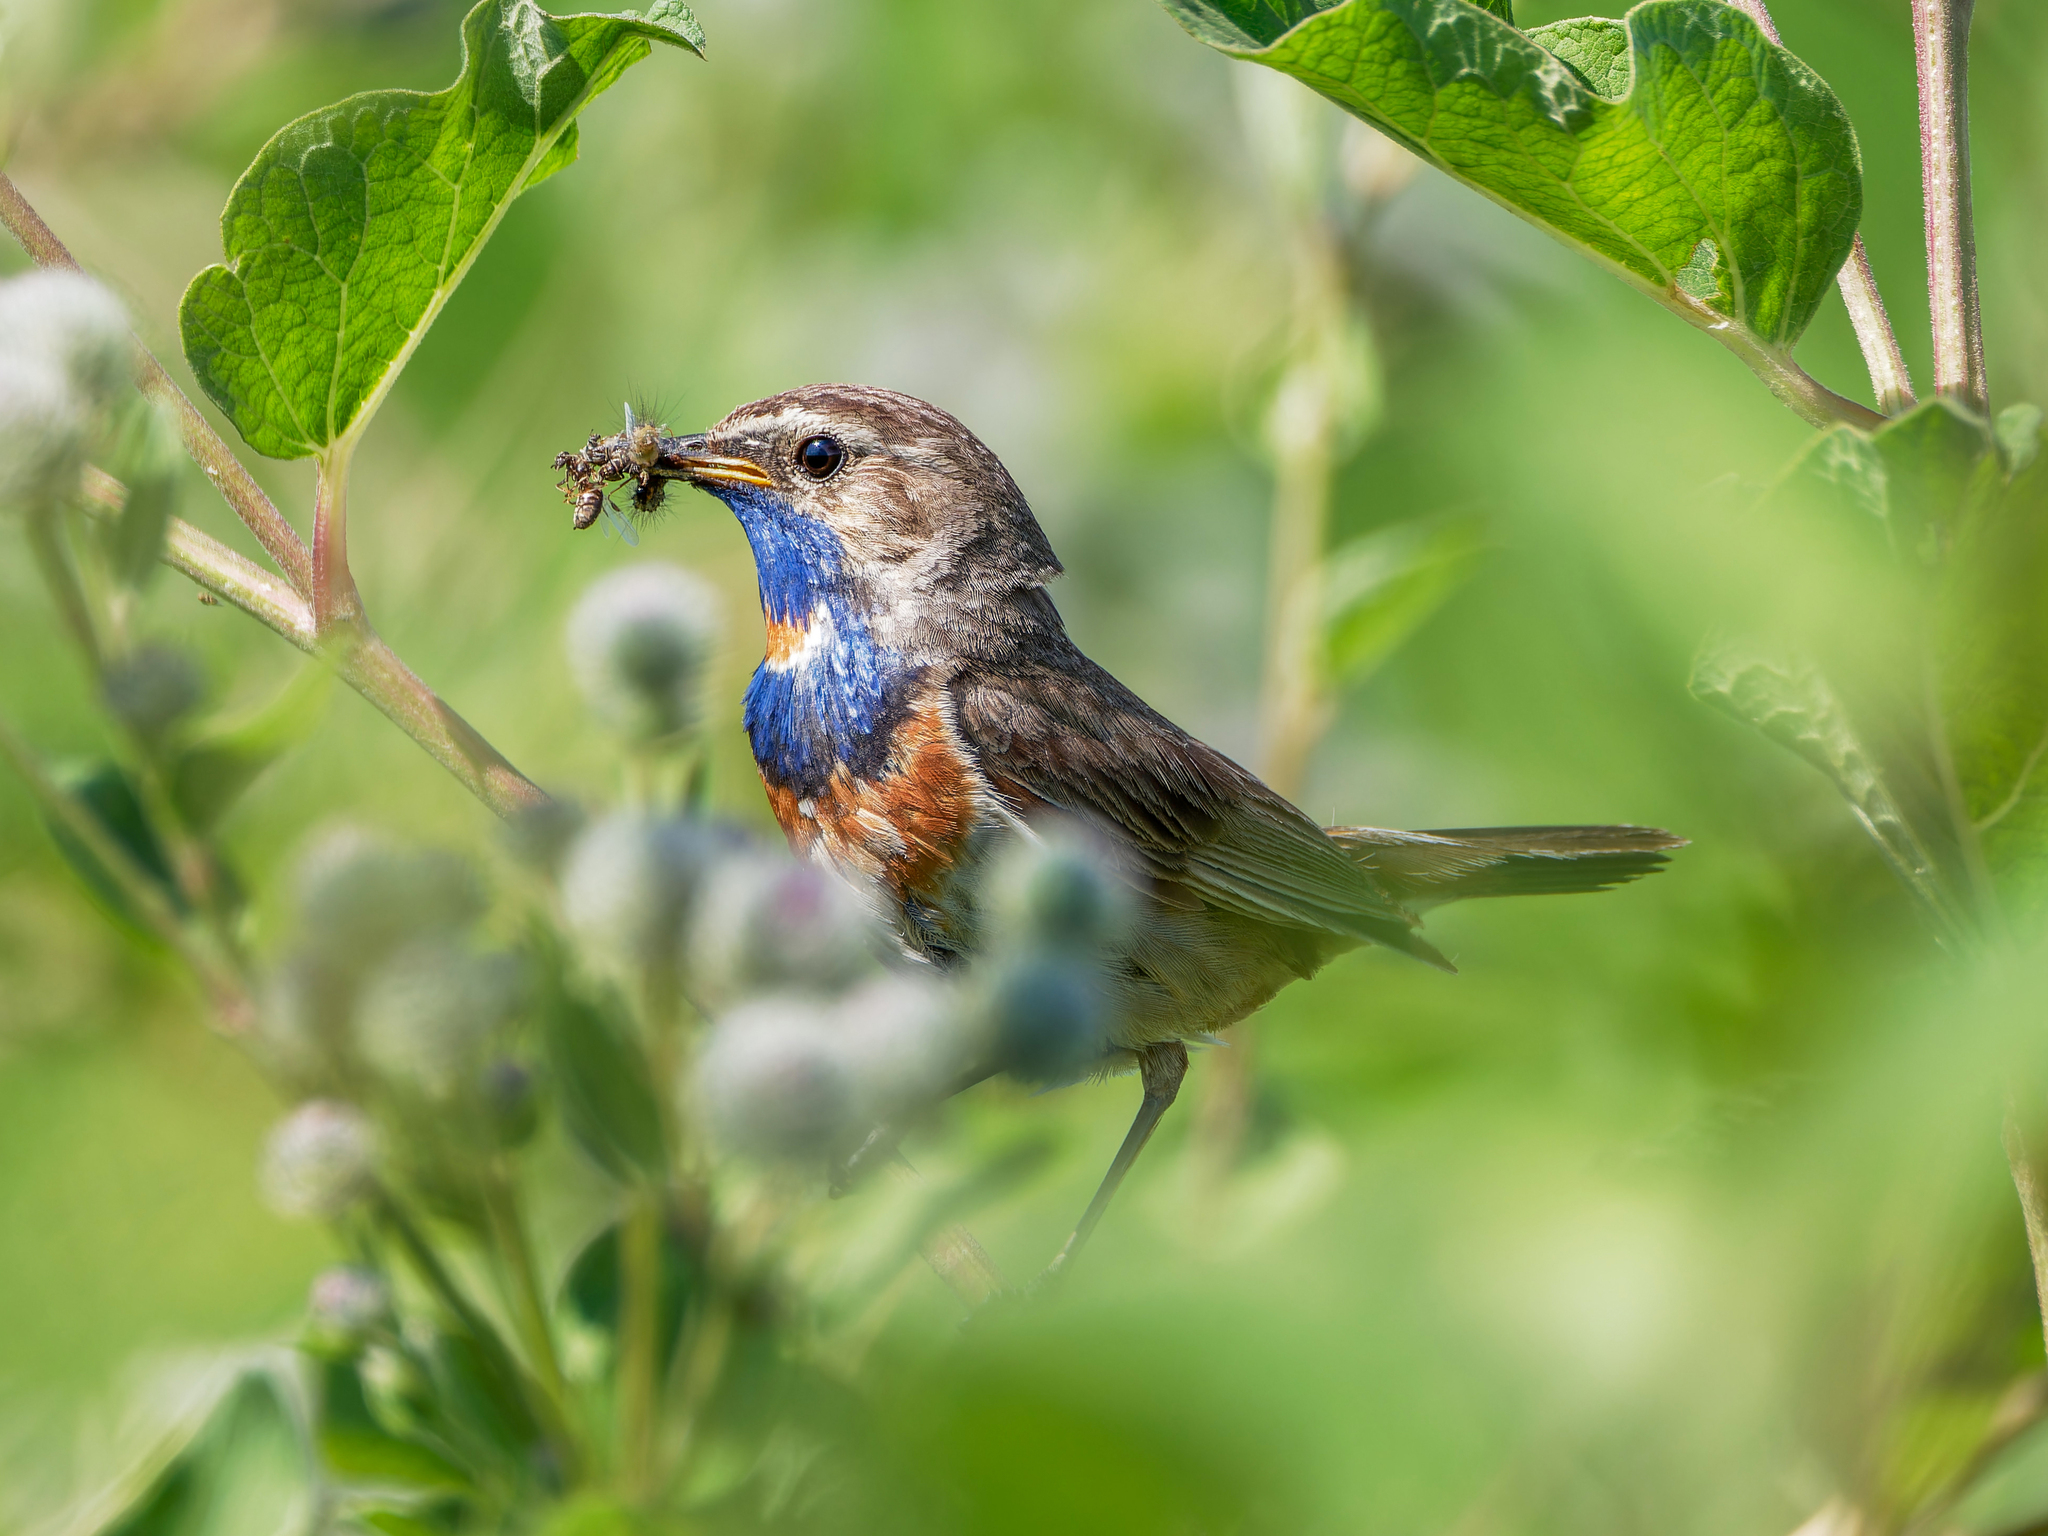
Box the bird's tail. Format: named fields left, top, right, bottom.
left=1329, top=824, right=1685, bottom=910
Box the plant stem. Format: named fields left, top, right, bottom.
left=313, top=452, right=363, bottom=633
left=616, top=1190, right=664, bottom=1501
left=1675, top=293, right=1889, bottom=430
left=1913, top=0, right=1987, bottom=415
left=0, top=171, right=314, bottom=596
left=1837, top=239, right=1919, bottom=417
left=24, top=506, right=105, bottom=675
left=2006, top=1112, right=2048, bottom=1360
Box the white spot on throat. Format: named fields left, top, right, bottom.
left=766, top=601, right=833, bottom=672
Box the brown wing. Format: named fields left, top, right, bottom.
left=1330, top=824, right=1684, bottom=909
left=951, top=656, right=1451, bottom=969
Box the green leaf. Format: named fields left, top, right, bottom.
left=1159, top=0, right=1861, bottom=350
left=46, top=761, right=184, bottom=938
left=313, top=1358, right=472, bottom=1492
left=1322, top=516, right=1480, bottom=685
left=1690, top=640, right=1968, bottom=937
left=95, top=1370, right=313, bottom=1536
left=1940, top=451, right=2048, bottom=914
left=532, top=934, right=667, bottom=1180
left=179, top=0, right=702, bottom=460
left=169, top=662, right=332, bottom=832
left=561, top=1213, right=698, bottom=1373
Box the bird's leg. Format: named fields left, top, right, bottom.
left=1039, top=1041, right=1189, bottom=1283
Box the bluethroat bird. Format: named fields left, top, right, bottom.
left=557, top=384, right=1681, bottom=1271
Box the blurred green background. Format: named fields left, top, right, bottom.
left=3, top=0, right=2048, bottom=1529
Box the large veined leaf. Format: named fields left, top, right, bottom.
left=180, top=0, right=701, bottom=460
left=1160, top=0, right=1860, bottom=353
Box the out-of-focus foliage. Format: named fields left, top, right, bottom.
left=5, top=0, right=2048, bottom=1533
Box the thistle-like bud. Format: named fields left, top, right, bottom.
left=478, top=1059, right=540, bottom=1149
left=293, top=828, right=484, bottom=974
left=983, top=827, right=1133, bottom=954
left=561, top=813, right=713, bottom=971
left=984, top=954, right=1111, bottom=1084
left=101, top=643, right=204, bottom=742
left=687, top=851, right=879, bottom=1005
left=353, top=941, right=521, bottom=1099
left=698, top=997, right=857, bottom=1160
left=0, top=270, right=131, bottom=407
left=305, top=1265, right=393, bottom=1354
left=566, top=563, right=721, bottom=742
left=261, top=1100, right=378, bottom=1219
left=836, top=973, right=975, bottom=1114
left=0, top=353, right=86, bottom=509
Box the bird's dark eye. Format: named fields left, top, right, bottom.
left=797, top=435, right=845, bottom=481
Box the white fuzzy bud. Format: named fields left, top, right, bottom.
left=261, top=1100, right=378, bottom=1219
left=0, top=270, right=131, bottom=406
left=294, top=828, right=484, bottom=974
left=698, top=996, right=858, bottom=1160
left=561, top=813, right=713, bottom=970
left=354, top=941, right=520, bottom=1098
left=308, top=1265, right=392, bottom=1341
left=835, top=973, right=977, bottom=1114
left=0, top=352, right=85, bottom=508
left=687, top=851, right=879, bottom=1005
left=567, top=563, right=721, bottom=741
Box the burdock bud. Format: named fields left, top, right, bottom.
left=261, top=1100, right=378, bottom=1219
left=354, top=941, right=520, bottom=1098
left=0, top=270, right=131, bottom=407
left=567, top=563, right=721, bottom=741
left=985, top=954, right=1111, bottom=1083
left=0, top=353, right=86, bottom=508
left=101, top=643, right=204, bottom=741
left=294, top=828, right=484, bottom=972
left=478, top=1059, right=540, bottom=1149
left=687, top=852, right=879, bottom=1004
left=561, top=813, right=712, bottom=970
left=984, top=829, right=1133, bottom=954
left=837, top=973, right=974, bottom=1114
left=698, top=997, right=857, bottom=1160
left=305, top=1266, right=392, bottom=1353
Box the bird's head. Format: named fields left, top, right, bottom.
left=617, top=385, right=1063, bottom=623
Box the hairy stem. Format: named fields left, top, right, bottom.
left=616, top=1190, right=664, bottom=1500
left=0, top=171, right=314, bottom=595
left=1677, top=295, right=1888, bottom=430
left=2007, top=1112, right=2048, bottom=1361
left=1913, top=0, right=1987, bottom=414
left=24, top=506, right=105, bottom=675
left=481, top=1161, right=570, bottom=1410
left=1838, top=238, right=1919, bottom=417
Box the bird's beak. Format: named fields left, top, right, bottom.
left=656, top=433, right=775, bottom=489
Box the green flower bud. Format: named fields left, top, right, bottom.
left=984, top=829, right=1133, bottom=954
left=984, top=954, right=1110, bottom=1084
left=261, top=1100, right=378, bottom=1219
left=567, top=563, right=721, bottom=741
left=836, top=973, right=975, bottom=1114
left=0, top=353, right=85, bottom=509
left=101, top=643, right=204, bottom=741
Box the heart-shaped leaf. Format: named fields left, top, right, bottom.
left=1160, top=0, right=1860, bottom=353
left=180, top=0, right=701, bottom=461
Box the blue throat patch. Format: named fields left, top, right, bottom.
left=715, top=485, right=913, bottom=795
